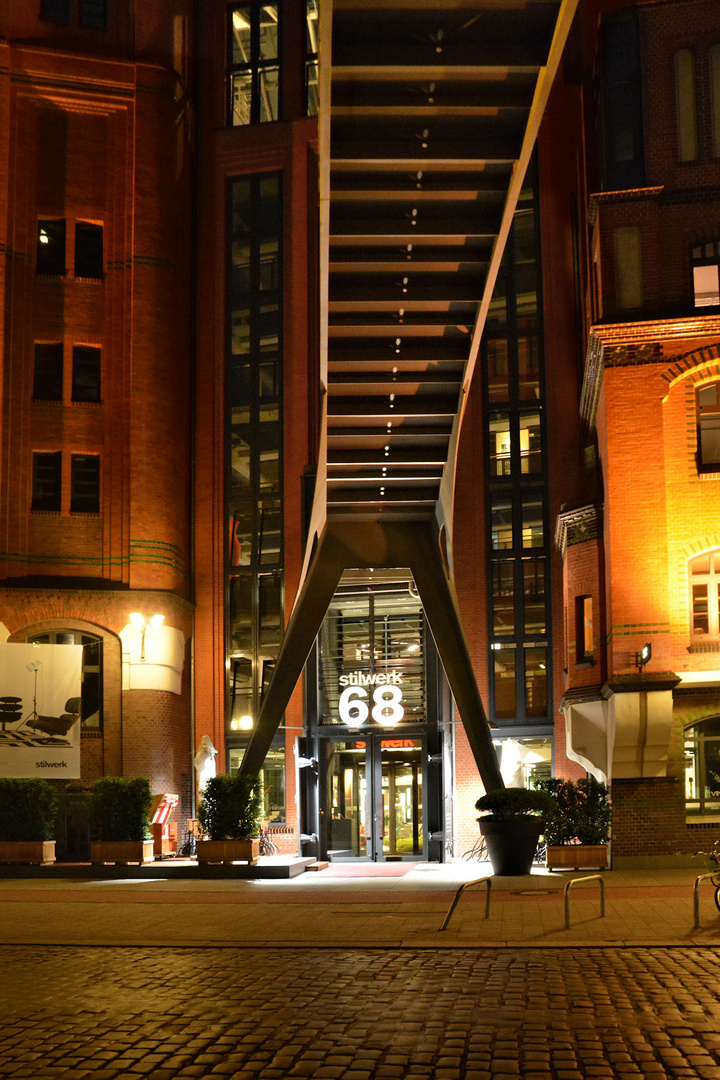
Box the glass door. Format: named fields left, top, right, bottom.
left=323, top=736, right=424, bottom=861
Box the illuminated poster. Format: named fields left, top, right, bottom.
left=0, top=643, right=83, bottom=778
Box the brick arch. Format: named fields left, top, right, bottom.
left=661, top=343, right=720, bottom=399
left=9, top=617, right=122, bottom=777
left=680, top=537, right=720, bottom=562
left=679, top=706, right=720, bottom=731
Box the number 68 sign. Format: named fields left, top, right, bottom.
left=338, top=684, right=404, bottom=727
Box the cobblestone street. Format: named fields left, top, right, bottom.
left=2, top=946, right=720, bottom=1079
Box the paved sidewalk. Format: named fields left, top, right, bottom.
left=0, top=860, right=719, bottom=948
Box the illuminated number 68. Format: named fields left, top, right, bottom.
left=338, top=686, right=369, bottom=726
left=371, top=684, right=404, bottom=725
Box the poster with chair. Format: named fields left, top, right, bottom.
left=0, top=643, right=82, bottom=777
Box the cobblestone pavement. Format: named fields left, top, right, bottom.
left=3, top=946, right=720, bottom=1079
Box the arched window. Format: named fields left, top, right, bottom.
left=675, top=48, right=698, bottom=162
left=28, top=630, right=102, bottom=730
left=696, top=383, right=720, bottom=471
left=685, top=718, right=720, bottom=815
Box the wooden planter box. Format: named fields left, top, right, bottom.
left=196, top=839, right=260, bottom=865
left=91, top=840, right=155, bottom=865
left=0, top=840, right=56, bottom=866
left=546, top=844, right=609, bottom=870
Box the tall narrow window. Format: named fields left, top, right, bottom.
left=712, top=46, right=720, bottom=159
left=306, top=0, right=319, bottom=117
left=227, top=174, right=283, bottom=739
left=37, top=219, right=66, bottom=276
left=74, top=223, right=103, bottom=279
left=72, top=346, right=101, bottom=402
left=599, top=10, right=645, bottom=189
left=70, top=454, right=100, bottom=513
left=697, top=383, right=720, bottom=471
left=33, top=343, right=63, bottom=401
left=615, top=226, right=643, bottom=310
left=229, top=4, right=280, bottom=126
left=32, top=452, right=62, bottom=511
left=676, top=49, right=698, bottom=162
left=576, top=595, right=594, bottom=662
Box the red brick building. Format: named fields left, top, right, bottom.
left=1, top=0, right=715, bottom=865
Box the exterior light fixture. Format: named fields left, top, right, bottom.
left=129, top=612, right=164, bottom=661
left=636, top=642, right=652, bottom=672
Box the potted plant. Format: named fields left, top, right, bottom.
left=475, top=786, right=556, bottom=876
left=0, top=778, right=58, bottom=865
left=196, top=773, right=262, bottom=865
left=538, top=776, right=611, bottom=870
left=89, top=776, right=154, bottom=865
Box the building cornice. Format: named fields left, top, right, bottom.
left=555, top=503, right=602, bottom=557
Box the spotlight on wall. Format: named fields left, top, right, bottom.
left=128, top=612, right=165, bottom=661
left=636, top=642, right=652, bottom=673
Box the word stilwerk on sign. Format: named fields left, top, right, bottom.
left=338, top=670, right=405, bottom=727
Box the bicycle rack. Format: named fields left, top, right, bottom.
left=564, top=874, right=606, bottom=929
left=439, top=876, right=492, bottom=931
left=693, top=871, right=719, bottom=928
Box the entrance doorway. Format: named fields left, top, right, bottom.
left=323, top=736, right=424, bottom=861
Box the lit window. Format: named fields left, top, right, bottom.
left=33, top=343, right=63, bottom=401
left=228, top=741, right=286, bottom=823
left=697, top=383, right=720, bottom=471
left=72, top=345, right=101, bottom=402
left=521, top=495, right=543, bottom=548
left=36, top=219, right=66, bottom=276
left=491, top=493, right=513, bottom=549
left=519, top=412, right=542, bottom=474
left=306, top=0, right=318, bottom=117
left=614, top=225, right=643, bottom=309
left=74, top=222, right=103, bottom=279
left=575, top=595, right=594, bottom=662
left=229, top=3, right=280, bottom=126
left=685, top=719, right=720, bottom=815
left=32, top=451, right=62, bottom=511
left=489, top=413, right=511, bottom=476
left=675, top=48, right=698, bottom=162
left=692, top=241, right=720, bottom=308
left=70, top=454, right=100, bottom=513
left=689, top=551, right=720, bottom=636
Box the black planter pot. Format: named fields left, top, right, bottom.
left=479, top=816, right=543, bottom=875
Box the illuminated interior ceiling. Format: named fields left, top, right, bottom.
left=321, top=0, right=577, bottom=536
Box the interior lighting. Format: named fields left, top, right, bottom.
left=239, top=715, right=253, bottom=731
left=39, top=229, right=49, bottom=245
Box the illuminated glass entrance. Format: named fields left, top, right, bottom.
left=323, top=736, right=424, bottom=861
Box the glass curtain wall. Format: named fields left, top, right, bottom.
left=226, top=174, right=284, bottom=748
left=485, top=175, right=551, bottom=729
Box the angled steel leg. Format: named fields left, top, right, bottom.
left=238, top=527, right=346, bottom=779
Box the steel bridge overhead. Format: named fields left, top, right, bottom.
left=239, top=0, right=579, bottom=793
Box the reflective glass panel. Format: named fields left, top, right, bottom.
left=493, top=645, right=516, bottom=720
left=524, top=645, right=548, bottom=717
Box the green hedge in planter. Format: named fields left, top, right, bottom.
left=537, top=776, right=611, bottom=846
left=475, top=786, right=556, bottom=821
left=89, top=777, right=152, bottom=842
left=0, top=778, right=58, bottom=841
left=198, top=773, right=263, bottom=841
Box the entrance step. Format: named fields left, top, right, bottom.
left=306, top=861, right=330, bottom=872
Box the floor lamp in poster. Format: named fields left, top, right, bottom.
left=24, top=661, right=41, bottom=728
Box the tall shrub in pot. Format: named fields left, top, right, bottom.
left=538, top=776, right=611, bottom=869
left=0, top=777, right=58, bottom=865
left=89, top=776, right=154, bottom=865
left=475, top=787, right=556, bottom=876
left=197, top=773, right=263, bottom=865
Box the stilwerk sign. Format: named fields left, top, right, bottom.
left=0, top=643, right=82, bottom=777
left=338, top=669, right=405, bottom=727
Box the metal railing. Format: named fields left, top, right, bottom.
left=693, top=871, right=720, bottom=928
left=564, top=874, right=606, bottom=929
left=439, top=876, right=492, bottom=931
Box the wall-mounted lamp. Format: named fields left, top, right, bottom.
left=129, top=612, right=164, bottom=661
left=230, top=715, right=253, bottom=732
left=636, top=642, right=652, bottom=673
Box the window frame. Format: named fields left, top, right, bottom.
left=33, top=342, right=64, bottom=402
left=692, top=241, right=720, bottom=309
left=36, top=219, right=66, bottom=277
left=228, top=2, right=281, bottom=127
left=31, top=451, right=62, bottom=512
left=675, top=47, right=699, bottom=163
left=696, top=382, right=720, bottom=473
left=72, top=345, right=102, bottom=403
left=74, top=221, right=104, bottom=280
left=70, top=453, right=101, bottom=514
left=689, top=550, right=720, bottom=638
